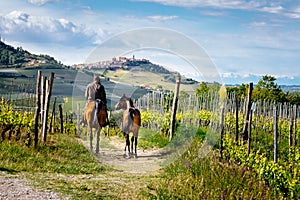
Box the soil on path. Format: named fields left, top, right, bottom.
left=82, top=136, right=168, bottom=174
left=0, top=136, right=170, bottom=200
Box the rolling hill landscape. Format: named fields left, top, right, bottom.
left=0, top=40, right=200, bottom=103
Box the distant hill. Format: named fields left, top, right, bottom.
left=0, top=40, right=65, bottom=69
left=73, top=56, right=199, bottom=89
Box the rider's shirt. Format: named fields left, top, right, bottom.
left=85, top=81, right=107, bottom=104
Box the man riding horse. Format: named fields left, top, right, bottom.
left=83, top=76, right=109, bottom=126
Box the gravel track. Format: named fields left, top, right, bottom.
left=0, top=172, right=61, bottom=200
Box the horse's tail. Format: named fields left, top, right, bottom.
left=133, top=109, right=141, bottom=127
left=93, top=99, right=102, bottom=125
left=129, top=108, right=141, bottom=126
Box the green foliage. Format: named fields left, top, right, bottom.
left=227, top=83, right=248, bottom=98
left=0, top=133, right=107, bottom=174
left=285, top=91, right=300, bottom=105
left=195, top=82, right=209, bottom=96
left=140, top=110, right=180, bottom=135
left=253, top=75, right=286, bottom=102
left=138, top=128, right=169, bottom=149
left=0, top=40, right=64, bottom=68
left=223, top=135, right=300, bottom=198
left=142, top=133, right=280, bottom=199
left=0, top=98, right=34, bottom=145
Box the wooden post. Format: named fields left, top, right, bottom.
left=294, top=105, right=298, bottom=147
left=169, top=75, right=180, bottom=141
left=289, top=105, right=294, bottom=147
left=220, top=107, right=225, bottom=158
left=77, top=103, right=81, bottom=136
left=59, top=104, right=63, bottom=134
left=219, top=84, right=227, bottom=158
left=49, top=96, right=56, bottom=134
left=34, top=70, right=41, bottom=148
left=40, top=76, right=47, bottom=123
left=274, top=105, right=278, bottom=163
left=235, top=93, right=239, bottom=142
left=242, top=82, right=253, bottom=141
left=42, top=72, right=55, bottom=144
left=247, top=103, right=256, bottom=155
left=9, top=79, right=13, bottom=103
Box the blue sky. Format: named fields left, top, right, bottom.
left=1, top=0, right=300, bottom=85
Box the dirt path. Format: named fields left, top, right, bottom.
left=81, top=136, right=168, bottom=174
left=0, top=172, right=62, bottom=200
left=0, top=136, right=170, bottom=199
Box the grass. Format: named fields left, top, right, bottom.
left=138, top=128, right=169, bottom=149
left=141, top=128, right=284, bottom=199
left=0, top=132, right=158, bottom=199
left=0, top=126, right=287, bottom=199
left=0, top=134, right=107, bottom=174
left=105, top=69, right=198, bottom=93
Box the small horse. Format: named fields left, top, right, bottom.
left=115, top=94, right=141, bottom=157
left=84, top=99, right=107, bottom=154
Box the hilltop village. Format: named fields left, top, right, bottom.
left=71, top=55, right=151, bottom=71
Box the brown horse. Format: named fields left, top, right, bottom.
left=115, top=94, right=141, bottom=157
left=84, top=99, right=107, bottom=154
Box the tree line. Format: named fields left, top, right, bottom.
left=0, top=40, right=63, bottom=67
left=196, top=75, right=300, bottom=105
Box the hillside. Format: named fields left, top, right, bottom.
left=78, top=56, right=199, bottom=92
left=0, top=40, right=64, bottom=69
left=0, top=40, right=199, bottom=101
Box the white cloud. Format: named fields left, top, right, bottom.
left=132, top=0, right=265, bottom=10
left=200, top=10, right=228, bottom=16
left=27, top=0, right=61, bottom=6
left=0, top=11, right=106, bottom=46
left=259, top=5, right=284, bottom=14
left=284, top=6, right=300, bottom=19
left=147, top=15, right=178, bottom=21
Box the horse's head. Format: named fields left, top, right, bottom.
left=115, top=94, right=133, bottom=110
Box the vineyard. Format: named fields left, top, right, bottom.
left=0, top=73, right=300, bottom=198
left=134, top=88, right=300, bottom=198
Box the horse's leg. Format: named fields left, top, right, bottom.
left=95, top=127, right=100, bottom=154
left=134, top=136, right=138, bottom=157
left=131, top=135, right=134, bottom=155
left=89, top=125, right=93, bottom=152
left=124, top=132, right=129, bottom=156
left=125, top=134, right=130, bottom=155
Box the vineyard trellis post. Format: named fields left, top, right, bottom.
left=293, top=105, right=298, bottom=148
left=77, top=102, right=81, bottom=136
left=274, top=104, right=278, bottom=163
left=42, top=72, right=55, bottom=144
left=289, top=105, right=294, bottom=147
left=235, top=93, right=239, bottom=142
left=219, top=84, right=227, bottom=158
left=34, top=70, right=42, bottom=148
left=242, top=82, right=253, bottom=141
left=169, top=75, right=180, bottom=141
left=248, top=102, right=256, bottom=155
left=40, top=76, right=47, bottom=123
left=59, top=104, right=63, bottom=134
left=49, top=96, right=56, bottom=134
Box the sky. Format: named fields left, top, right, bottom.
left=0, top=0, right=300, bottom=85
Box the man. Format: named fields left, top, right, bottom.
left=85, top=76, right=106, bottom=104
left=82, top=76, right=109, bottom=126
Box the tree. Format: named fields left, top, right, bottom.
left=286, top=91, right=300, bottom=105
left=227, top=83, right=248, bottom=98
left=252, top=75, right=286, bottom=102
left=196, top=82, right=209, bottom=96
